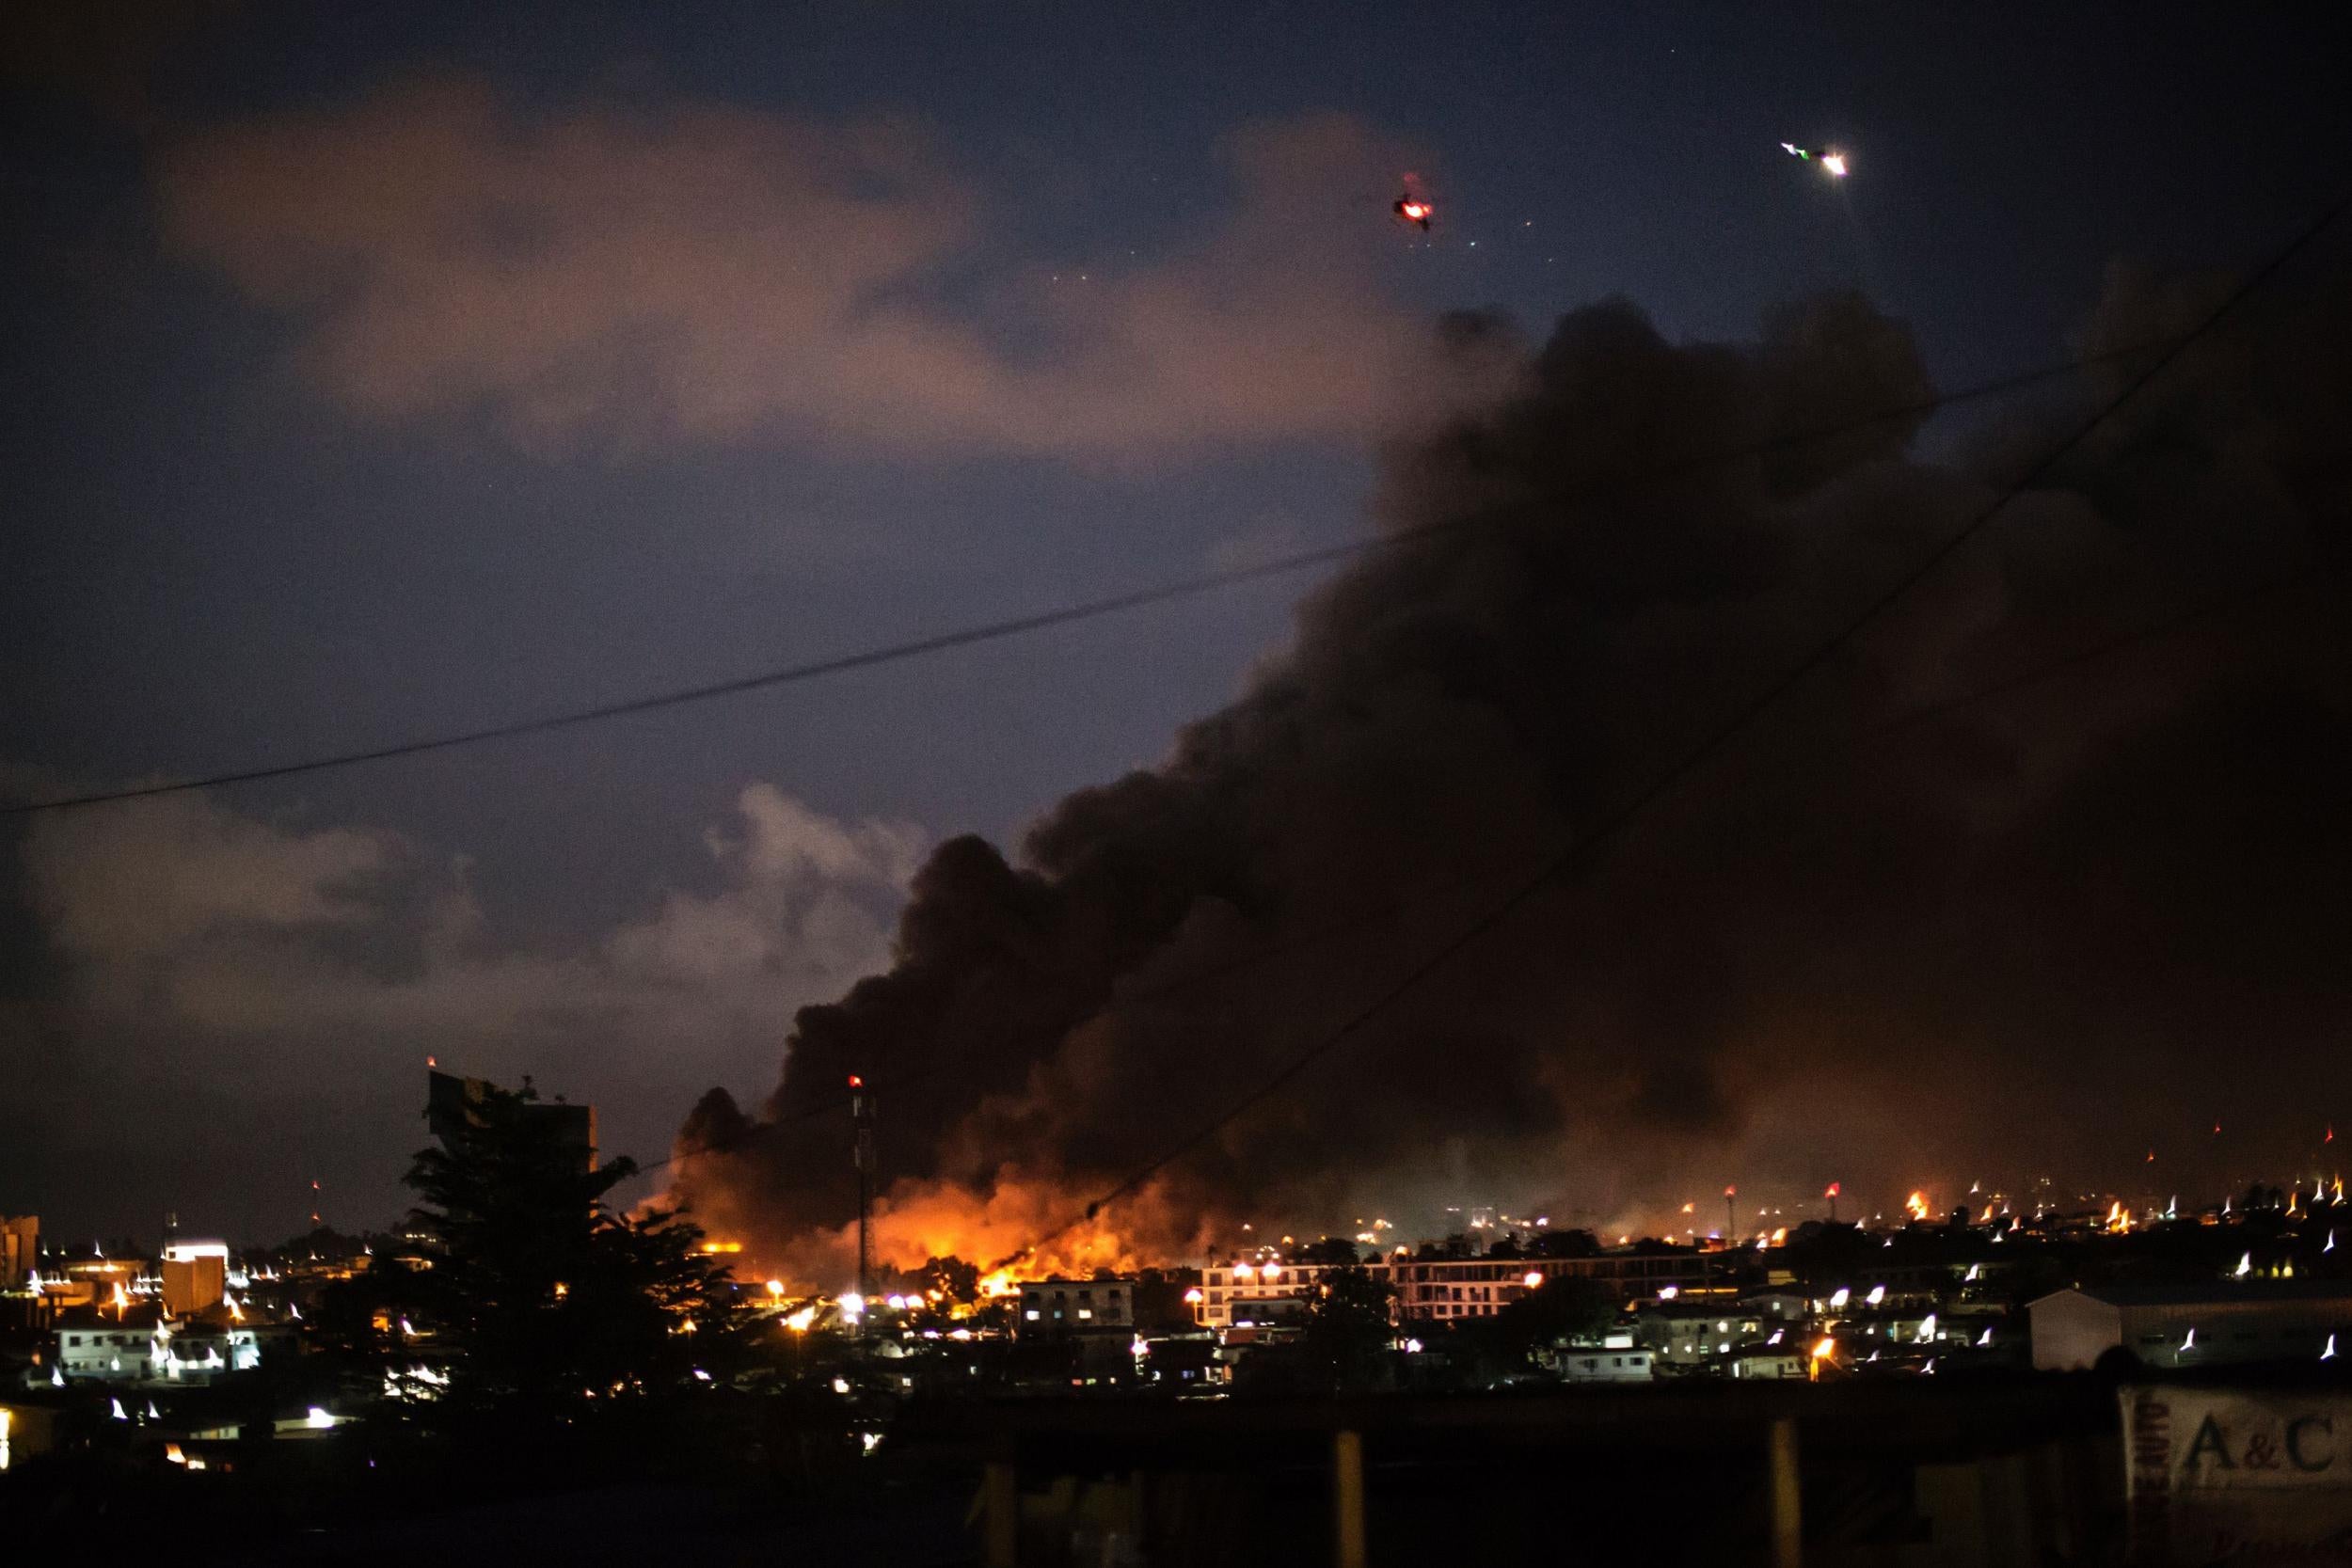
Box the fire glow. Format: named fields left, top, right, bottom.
left=689, top=1170, right=1173, bottom=1295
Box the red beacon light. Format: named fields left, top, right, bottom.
left=847, top=1074, right=864, bottom=1089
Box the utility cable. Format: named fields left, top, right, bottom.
left=7, top=336, right=2203, bottom=816
left=990, top=189, right=2351, bottom=1269
left=617, top=558, right=2349, bottom=1186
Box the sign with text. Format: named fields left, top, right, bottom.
left=2124, top=1386, right=2352, bottom=1563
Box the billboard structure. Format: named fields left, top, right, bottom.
left=425, top=1070, right=597, bottom=1173
left=2124, top=1384, right=2352, bottom=1563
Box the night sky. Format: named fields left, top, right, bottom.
left=6, top=4, right=2349, bottom=1251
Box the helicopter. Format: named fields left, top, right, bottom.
left=1780, top=142, right=1850, bottom=179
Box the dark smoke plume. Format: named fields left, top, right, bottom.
left=672, top=269, right=2352, bottom=1281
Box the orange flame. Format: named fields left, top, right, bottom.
left=1904, top=1191, right=1931, bottom=1222
left=687, top=1171, right=1184, bottom=1296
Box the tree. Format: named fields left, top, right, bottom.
left=1295, top=1237, right=1361, bottom=1266
left=1530, top=1228, right=1601, bottom=1259
left=1446, top=1278, right=1621, bottom=1388
left=388, top=1083, right=750, bottom=1445
left=1297, top=1266, right=1395, bottom=1392
left=917, top=1255, right=980, bottom=1302
left=1496, top=1276, right=1618, bottom=1348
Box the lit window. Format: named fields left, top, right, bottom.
left=1077, top=1309, right=1092, bottom=1320
left=1025, top=1310, right=1040, bottom=1321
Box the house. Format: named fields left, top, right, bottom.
left=1551, top=1332, right=1653, bottom=1383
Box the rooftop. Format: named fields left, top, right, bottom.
left=2034, top=1281, right=2352, bottom=1308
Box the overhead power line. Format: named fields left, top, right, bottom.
left=8, top=336, right=2196, bottom=816
left=620, top=553, right=2348, bottom=1188
left=990, top=186, right=2352, bottom=1269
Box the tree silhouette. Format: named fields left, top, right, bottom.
left=355, top=1083, right=751, bottom=1449
left=1298, top=1266, right=1395, bottom=1391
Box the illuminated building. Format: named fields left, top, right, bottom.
left=1723, top=1343, right=1808, bottom=1379
left=1551, top=1333, right=1654, bottom=1383
left=56, top=1320, right=167, bottom=1381
left=161, top=1242, right=229, bottom=1316
left=1014, top=1279, right=1135, bottom=1336
left=54, top=1301, right=284, bottom=1385
left=1197, top=1260, right=1333, bottom=1328
left=1195, top=1250, right=1718, bottom=1329
left=1, top=1215, right=36, bottom=1290
left=1388, top=1253, right=1713, bottom=1321
left=1635, top=1304, right=1772, bottom=1365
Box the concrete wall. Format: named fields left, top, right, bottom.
left=2029, top=1291, right=2125, bottom=1370
left=162, top=1255, right=226, bottom=1316
left=0, top=1216, right=36, bottom=1289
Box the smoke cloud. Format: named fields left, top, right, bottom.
left=670, top=265, right=2352, bottom=1281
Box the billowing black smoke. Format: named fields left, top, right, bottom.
left=672, top=268, right=2352, bottom=1277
